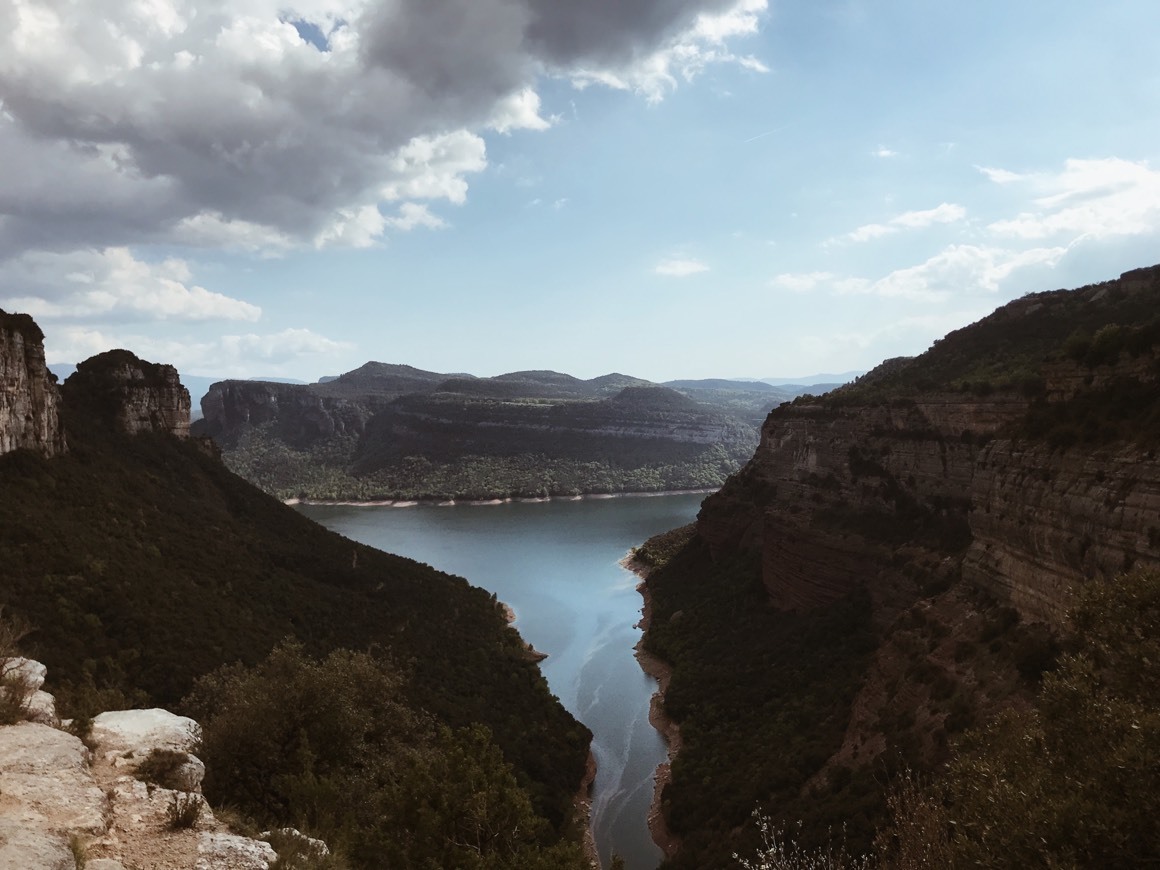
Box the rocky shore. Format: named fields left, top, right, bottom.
left=285, top=487, right=717, bottom=509
left=622, top=554, right=683, bottom=860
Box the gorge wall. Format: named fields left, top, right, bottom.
left=0, top=314, right=195, bottom=458
left=697, top=265, right=1160, bottom=626
left=64, top=350, right=192, bottom=439
left=0, top=310, right=65, bottom=457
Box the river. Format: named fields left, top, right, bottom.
left=296, top=492, right=704, bottom=870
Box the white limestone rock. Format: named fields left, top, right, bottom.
left=261, top=826, right=331, bottom=859
left=197, top=832, right=277, bottom=869
left=4, top=656, right=47, bottom=691
left=90, top=708, right=207, bottom=792
left=91, top=708, right=200, bottom=755
left=0, top=722, right=109, bottom=868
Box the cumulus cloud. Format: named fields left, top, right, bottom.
left=843, top=203, right=966, bottom=243
left=774, top=244, right=1066, bottom=304
left=985, top=158, right=1160, bottom=241
left=835, top=244, right=1067, bottom=301
left=0, top=0, right=767, bottom=258
left=0, top=247, right=261, bottom=321
left=655, top=257, right=709, bottom=277
left=569, top=0, right=768, bottom=101
left=45, top=325, right=351, bottom=378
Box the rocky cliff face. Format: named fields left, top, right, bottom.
left=698, top=265, right=1160, bottom=626
left=64, top=350, right=191, bottom=438
left=0, top=310, right=65, bottom=457
left=199, top=380, right=374, bottom=449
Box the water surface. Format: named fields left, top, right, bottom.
left=297, top=493, right=704, bottom=870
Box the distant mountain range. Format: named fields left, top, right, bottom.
left=191, top=366, right=855, bottom=501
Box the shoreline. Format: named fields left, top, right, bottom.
left=283, top=488, right=715, bottom=509
left=621, top=553, right=683, bottom=861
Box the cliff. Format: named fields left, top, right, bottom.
left=0, top=309, right=65, bottom=457
left=63, top=349, right=191, bottom=438
left=638, top=264, right=1160, bottom=866
left=699, top=264, right=1160, bottom=626
left=196, top=369, right=764, bottom=501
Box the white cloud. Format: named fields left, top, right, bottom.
left=892, top=203, right=967, bottom=229
left=835, top=244, right=1067, bottom=301
left=842, top=202, right=966, bottom=243
left=570, top=0, right=769, bottom=103
left=986, top=158, right=1160, bottom=241
left=655, top=257, right=709, bottom=277
left=873, top=146, right=897, bottom=158
left=489, top=87, right=554, bottom=134
left=383, top=202, right=446, bottom=232
left=45, top=325, right=352, bottom=378
left=0, top=247, right=261, bottom=322
left=0, top=0, right=769, bottom=258
left=977, top=166, right=1025, bottom=184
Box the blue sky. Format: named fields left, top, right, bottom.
left=2, top=0, right=1159, bottom=383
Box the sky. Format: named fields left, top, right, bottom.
left=2, top=0, right=1159, bottom=384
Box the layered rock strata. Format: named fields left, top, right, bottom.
left=0, top=310, right=65, bottom=457
left=698, top=267, right=1160, bottom=626
left=65, top=350, right=191, bottom=438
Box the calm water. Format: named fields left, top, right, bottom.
left=297, top=493, right=704, bottom=870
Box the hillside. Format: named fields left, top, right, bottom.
left=195, top=367, right=770, bottom=501
left=0, top=325, right=592, bottom=866
left=636, top=264, right=1160, bottom=866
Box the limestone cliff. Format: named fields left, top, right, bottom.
left=64, top=349, right=191, bottom=438
left=698, top=264, right=1160, bottom=627
left=199, top=379, right=375, bottom=449
left=0, top=309, right=65, bottom=457
left=196, top=369, right=760, bottom=501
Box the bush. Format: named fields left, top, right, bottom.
left=166, top=792, right=203, bottom=830
left=134, top=748, right=195, bottom=791
left=185, top=641, right=586, bottom=870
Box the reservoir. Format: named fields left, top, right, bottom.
left=297, top=492, right=704, bottom=870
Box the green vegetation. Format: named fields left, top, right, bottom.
left=835, top=268, right=1160, bottom=403
left=0, top=606, right=34, bottom=724
left=165, top=792, right=204, bottom=830
left=227, top=426, right=747, bottom=501
left=200, top=375, right=760, bottom=501
left=640, top=538, right=877, bottom=867
left=930, top=567, right=1160, bottom=866
left=187, top=642, right=588, bottom=869
left=729, top=570, right=1160, bottom=869
left=0, top=374, right=590, bottom=859
left=133, top=747, right=194, bottom=790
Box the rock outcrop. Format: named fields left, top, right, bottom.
left=697, top=265, right=1160, bottom=626
left=64, top=349, right=191, bottom=438
left=0, top=661, right=303, bottom=870
left=0, top=309, right=65, bottom=457
left=199, top=380, right=374, bottom=449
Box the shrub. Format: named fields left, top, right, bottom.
left=135, top=748, right=195, bottom=791
left=166, top=792, right=203, bottom=830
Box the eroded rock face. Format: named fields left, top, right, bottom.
left=65, top=350, right=191, bottom=438
left=198, top=380, right=371, bottom=449
left=698, top=267, right=1160, bottom=626
left=0, top=309, right=65, bottom=457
